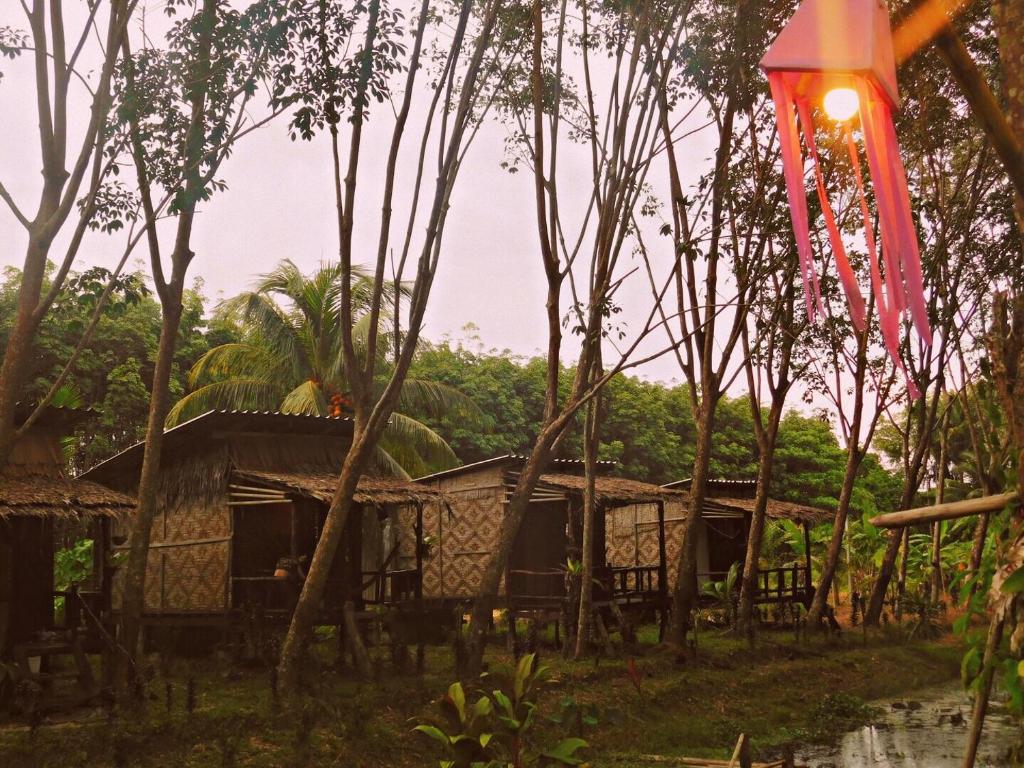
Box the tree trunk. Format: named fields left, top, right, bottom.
left=931, top=411, right=950, bottom=604
left=962, top=613, right=1005, bottom=768
left=575, top=388, right=600, bottom=659
left=736, top=434, right=777, bottom=638
left=806, top=446, right=863, bottom=627
left=0, top=237, right=50, bottom=461
left=969, top=512, right=991, bottom=574
left=117, top=295, right=184, bottom=686
left=465, top=433, right=558, bottom=674
left=277, top=429, right=373, bottom=691
left=669, top=396, right=715, bottom=646
left=865, top=526, right=904, bottom=626
left=896, top=526, right=910, bottom=621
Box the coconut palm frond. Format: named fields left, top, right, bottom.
left=167, top=379, right=285, bottom=426
left=384, top=412, right=459, bottom=471
left=376, top=433, right=431, bottom=478
left=370, top=444, right=413, bottom=480
left=397, top=378, right=484, bottom=425
left=279, top=380, right=328, bottom=416
left=188, top=343, right=290, bottom=387
left=224, top=291, right=308, bottom=378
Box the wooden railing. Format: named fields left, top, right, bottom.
left=231, top=576, right=352, bottom=615
left=507, top=564, right=665, bottom=608
left=700, top=565, right=810, bottom=606
left=361, top=568, right=421, bottom=606
left=596, top=565, right=663, bottom=605
left=756, top=565, right=809, bottom=605
left=507, top=569, right=566, bottom=603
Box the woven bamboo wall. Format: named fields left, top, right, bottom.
left=111, top=445, right=231, bottom=615
left=605, top=500, right=690, bottom=589
left=420, top=465, right=507, bottom=601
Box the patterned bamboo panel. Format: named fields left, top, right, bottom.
left=440, top=488, right=503, bottom=600
left=161, top=541, right=229, bottom=612
left=161, top=495, right=230, bottom=542
left=415, top=504, right=443, bottom=599
left=604, top=502, right=687, bottom=589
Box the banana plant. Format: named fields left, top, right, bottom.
left=701, top=561, right=740, bottom=625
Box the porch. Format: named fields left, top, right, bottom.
left=503, top=474, right=680, bottom=618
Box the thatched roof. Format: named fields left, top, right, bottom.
left=232, top=469, right=447, bottom=507
left=703, top=496, right=831, bottom=525
left=535, top=474, right=686, bottom=506
left=0, top=475, right=135, bottom=519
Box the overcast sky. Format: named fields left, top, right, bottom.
left=0, top=1, right=809, bottom=406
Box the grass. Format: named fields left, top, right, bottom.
left=0, top=623, right=965, bottom=767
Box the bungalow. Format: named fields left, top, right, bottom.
left=607, top=477, right=831, bottom=609
left=81, top=410, right=443, bottom=635
left=415, top=455, right=684, bottom=629
left=0, top=406, right=134, bottom=703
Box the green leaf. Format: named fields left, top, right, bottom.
left=961, top=646, right=982, bottom=685
left=542, top=737, right=589, bottom=764
left=412, top=724, right=451, bottom=748
left=514, top=654, right=535, bottom=700
left=492, top=690, right=513, bottom=717
left=472, top=696, right=494, bottom=718
left=1001, top=568, right=1024, bottom=594
left=447, top=682, right=467, bottom=722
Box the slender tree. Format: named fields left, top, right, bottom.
left=463, top=0, right=691, bottom=673
left=653, top=0, right=792, bottom=647
left=273, top=0, right=510, bottom=691
left=113, top=0, right=292, bottom=683
left=0, top=0, right=137, bottom=464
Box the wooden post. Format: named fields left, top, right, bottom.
left=289, top=501, right=299, bottom=561
left=415, top=502, right=425, bottom=673
left=656, top=501, right=668, bottom=641
left=414, top=503, right=424, bottom=603
left=802, top=522, right=812, bottom=591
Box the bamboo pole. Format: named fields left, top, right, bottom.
left=870, top=492, right=1018, bottom=528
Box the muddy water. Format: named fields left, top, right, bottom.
left=797, top=684, right=1018, bottom=767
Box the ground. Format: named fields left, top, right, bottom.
left=0, top=624, right=965, bottom=767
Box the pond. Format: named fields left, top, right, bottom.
left=797, top=683, right=1018, bottom=768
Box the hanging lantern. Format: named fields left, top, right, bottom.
left=761, top=0, right=931, bottom=397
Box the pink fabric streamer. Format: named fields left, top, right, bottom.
left=796, top=98, right=867, bottom=332
left=768, top=73, right=823, bottom=320
left=767, top=71, right=928, bottom=399
left=845, top=127, right=921, bottom=399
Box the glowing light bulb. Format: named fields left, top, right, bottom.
left=823, top=87, right=859, bottom=121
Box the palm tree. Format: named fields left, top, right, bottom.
left=167, top=260, right=478, bottom=478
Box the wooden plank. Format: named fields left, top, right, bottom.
left=869, top=492, right=1017, bottom=528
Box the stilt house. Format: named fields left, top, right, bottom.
left=82, top=411, right=444, bottom=630
left=607, top=478, right=830, bottom=607
left=415, top=456, right=684, bottom=618
left=0, top=406, right=134, bottom=699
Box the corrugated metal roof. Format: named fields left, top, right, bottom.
left=81, top=410, right=355, bottom=483
left=232, top=469, right=447, bottom=507
left=416, top=453, right=617, bottom=483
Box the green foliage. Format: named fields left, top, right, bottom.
left=700, top=562, right=741, bottom=626
left=169, top=260, right=477, bottom=478
left=53, top=538, right=94, bottom=622
left=414, top=654, right=589, bottom=768
left=0, top=265, right=225, bottom=473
